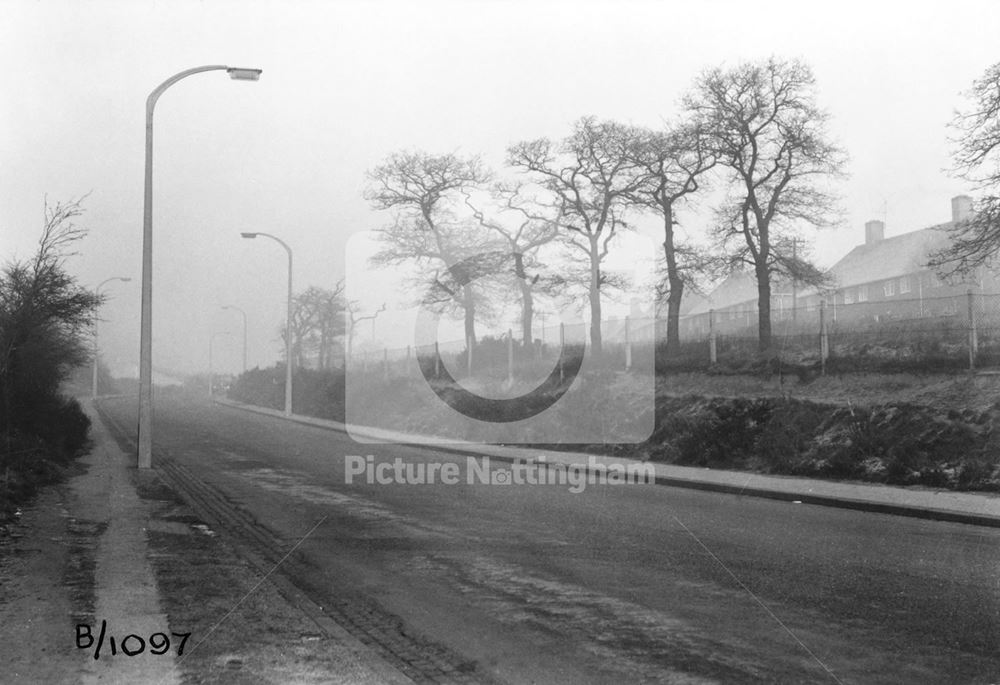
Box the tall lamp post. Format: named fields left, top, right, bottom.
left=221, top=305, right=248, bottom=373
left=137, top=65, right=262, bottom=469
left=93, top=276, right=131, bottom=399
left=240, top=232, right=293, bottom=416
left=208, top=331, right=233, bottom=397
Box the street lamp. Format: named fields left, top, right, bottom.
left=221, top=305, right=248, bottom=373
left=240, top=232, right=293, bottom=416
left=208, top=331, right=234, bottom=397
left=93, top=277, right=131, bottom=399
left=137, top=65, right=262, bottom=469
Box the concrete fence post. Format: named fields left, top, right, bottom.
left=383, top=348, right=388, bottom=381
left=819, top=299, right=829, bottom=376
left=434, top=341, right=440, bottom=378
left=708, top=309, right=717, bottom=364
left=507, top=328, right=514, bottom=384
left=968, top=289, right=978, bottom=371
left=467, top=336, right=473, bottom=377
left=559, top=322, right=565, bottom=382
left=624, top=315, right=632, bottom=370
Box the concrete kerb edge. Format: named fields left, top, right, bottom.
left=91, top=399, right=416, bottom=685
left=212, top=398, right=1000, bottom=529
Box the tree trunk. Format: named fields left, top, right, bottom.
left=521, top=285, right=534, bottom=348
left=661, top=201, right=683, bottom=356
left=589, top=238, right=603, bottom=357
left=756, top=263, right=772, bottom=353
left=665, top=277, right=684, bottom=354
left=513, top=253, right=534, bottom=347
left=462, top=285, right=476, bottom=346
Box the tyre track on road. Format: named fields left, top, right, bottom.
left=95, top=402, right=495, bottom=685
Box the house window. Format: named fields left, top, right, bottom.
left=843, top=289, right=854, bottom=305
left=899, top=277, right=911, bottom=294
left=858, top=285, right=869, bottom=302
left=884, top=280, right=895, bottom=297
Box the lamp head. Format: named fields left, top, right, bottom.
left=240, top=232, right=258, bottom=239
left=227, top=68, right=262, bottom=81
left=120, top=277, right=132, bottom=283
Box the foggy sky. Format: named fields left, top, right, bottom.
left=2, top=0, right=998, bottom=376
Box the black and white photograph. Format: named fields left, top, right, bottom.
left=1, top=1, right=999, bottom=682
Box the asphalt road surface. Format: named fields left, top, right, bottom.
left=97, top=393, right=1000, bottom=684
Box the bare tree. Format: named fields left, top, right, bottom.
left=364, top=151, right=494, bottom=344
left=628, top=123, right=715, bottom=355
left=929, top=62, right=1000, bottom=275
left=507, top=118, right=646, bottom=356
left=345, top=300, right=386, bottom=360
left=277, top=284, right=345, bottom=370
left=0, top=196, right=100, bottom=435
left=464, top=185, right=561, bottom=347
left=687, top=58, right=846, bottom=351
left=309, top=283, right=346, bottom=370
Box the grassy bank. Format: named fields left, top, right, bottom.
left=228, top=366, right=1000, bottom=492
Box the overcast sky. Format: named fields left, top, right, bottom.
left=2, top=0, right=998, bottom=376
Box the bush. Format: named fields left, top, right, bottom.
left=0, top=197, right=100, bottom=518
left=228, top=366, right=347, bottom=422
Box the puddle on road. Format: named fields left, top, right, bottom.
left=404, top=553, right=788, bottom=684
left=214, top=450, right=262, bottom=468
left=240, top=467, right=451, bottom=541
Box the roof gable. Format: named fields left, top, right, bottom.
left=826, top=223, right=951, bottom=290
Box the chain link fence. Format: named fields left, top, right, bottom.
left=345, top=290, right=1000, bottom=377
left=679, top=290, right=1000, bottom=371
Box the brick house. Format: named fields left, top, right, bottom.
left=681, top=195, right=990, bottom=337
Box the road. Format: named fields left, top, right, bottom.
left=97, top=393, right=1000, bottom=684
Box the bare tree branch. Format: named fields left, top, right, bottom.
left=687, top=57, right=846, bottom=351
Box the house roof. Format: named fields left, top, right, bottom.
left=679, top=289, right=711, bottom=315
left=690, top=221, right=956, bottom=311
left=820, top=223, right=952, bottom=292
left=686, top=271, right=794, bottom=315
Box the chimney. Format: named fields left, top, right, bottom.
left=864, top=219, right=885, bottom=245
left=952, top=195, right=973, bottom=223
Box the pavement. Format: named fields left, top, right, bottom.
left=214, top=397, right=1000, bottom=529
left=0, top=399, right=414, bottom=685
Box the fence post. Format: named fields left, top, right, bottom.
left=467, top=336, right=473, bottom=377
left=819, top=299, right=829, bottom=376
left=383, top=348, right=389, bottom=381
left=559, top=322, right=565, bottom=382
left=968, top=289, right=978, bottom=371
left=708, top=309, right=717, bottom=364
left=507, top=328, right=514, bottom=384
left=434, top=340, right=440, bottom=378
left=363, top=350, right=368, bottom=374
left=624, top=315, right=632, bottom=370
